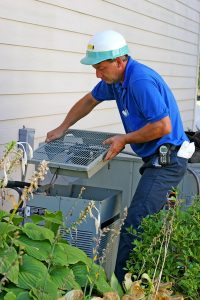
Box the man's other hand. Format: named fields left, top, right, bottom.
left=103, top=134, right=126, bottom=160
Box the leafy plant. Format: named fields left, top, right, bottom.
left=126, top=197, right=200, bottom=299
left=0, top=141, right=124, bottom=300
left=0, top=209, right=113, bottom=300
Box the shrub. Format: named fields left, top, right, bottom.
left=126, top=197, right=200, bottom=299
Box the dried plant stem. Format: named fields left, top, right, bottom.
left=9, top=160, right=49, bottom=224
left=153, top=209, right=175, bottom=298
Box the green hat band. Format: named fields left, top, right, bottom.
left=80, top=45, right=129, bottom=65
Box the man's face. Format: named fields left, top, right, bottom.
left=92, top=59, right=123, bottom=84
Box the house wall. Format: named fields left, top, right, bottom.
left=0, top=0, right=200, bottom=153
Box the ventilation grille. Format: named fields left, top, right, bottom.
left=30, top=129, right=115, bottom=177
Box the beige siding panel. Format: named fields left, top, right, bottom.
left=1, top=44, right=198, bottom=77
left=38, top=0, right=199, bottom=43
left=163, top=77, right=196, bottom=89
left=178, top=100, right=194, bottom=111
left=181, top=110, right=194, bottom=122
left=0, top=0, right=199, bottom=145
left=103, top=0, right=199, bottom=32
left=0, top=43, right=197, bottom=79
left=129, top=44, right=198, bottom=66
left=0, top=107, right=121, bottom=144
left=140, top=61, right=197, bottom=78
left=0, top=18, right=88, bottom=54
left=92, top=123, right=125, bottom=133
left=0, top=0, right=198, bottom=50
left=146, top=0, right=199, bottom=21
left=0, top=92, right=193, bottom=120
left=0, top=94, right=115, bottom=120
left=0, top=16, right=198, bottom=58
left=184, top=120, right=194, bottom=130
left=173, top=89, right=197, bottom=100
left=178, top=0, right=200, bottom=12
left=0, top=44, right=89, bottom=73
left=0, top=71, right=99, bottom=94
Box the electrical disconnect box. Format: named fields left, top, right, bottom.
left=18, top=126, right=35, bottom=155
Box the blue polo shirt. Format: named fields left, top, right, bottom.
left=91, top=57, right=188, bottom=157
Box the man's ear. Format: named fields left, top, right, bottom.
left=115, top=57, right=124, bottom=68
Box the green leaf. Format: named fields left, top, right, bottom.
left=3, top=287, right=27, bottom=299
left=110, top=273, right=124, bottom=298
left=21, top=223, right=54, bottom=244
left=71, top=262, right=112, bottom=294
left=50, top=266, right=80, bottom=291
left=52, top=243, right=88, bottom=266
left=0, top=210, right=9, bottom=220
left=0, top=245, right=19, bottom=284
left=43, top=211, right=64, bottom=235
left=14, top=235, right=51, bottom=261
left=16, top=291, right=31, bottom=300
left=29, top=278, right=58, bottom=300
left=70, top=263, right=87, bottom=287
left=43, top=210, right=63, bottom=225
left=4, top=292, right=16, bottom=300
left=0, top=222, right=17, bottom=236
left=11, top=216, right=24, bottom=226
left=18, top=254, right=49, bottom=290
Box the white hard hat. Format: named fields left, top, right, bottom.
left=80, top=30, right=129, bottom=65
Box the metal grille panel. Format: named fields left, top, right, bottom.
left=30, top=129, right=115, bottom=177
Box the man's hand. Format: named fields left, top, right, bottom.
left=45, top=126, right=66, bottom=143
left=103, top=135, right=126, bottom=160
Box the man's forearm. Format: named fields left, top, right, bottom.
left=124, top=116, right=172, bottom=144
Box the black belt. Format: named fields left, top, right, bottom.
left=165, top=144, right=181, bottom=151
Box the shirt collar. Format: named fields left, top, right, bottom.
left=122, top=56, right=135, bottom=89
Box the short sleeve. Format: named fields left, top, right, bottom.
left=91, top=81, right=115, bottom=102
left=132, top=79, right=169, bottom=122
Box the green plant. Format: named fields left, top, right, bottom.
left=0, top=209, right=114, bottom=300
left=126, top=197, right=200, bottom=299
left=0, top=141, right=121, bottom=300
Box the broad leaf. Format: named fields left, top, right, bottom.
left=70, top=263, right=87, bottom=287
left=0, top=210, right=9, bottom=220
left=110, top=272, right=124, bottom=298
left=43, top=210, right=63, bottom=225
left=0, top=222, right=16, bottom=236
left=16, top=291, right=31, bottom=300
left=29, top=215, right=44, bottom=224
left=29, top=278, right=58, bottom=300
left=3, top=286, right=26, bottom=297
left=4, top=292, right=16, bottom=300
left=21, top=223, right=54, bottom=244
left=18, top=254, right=49, bottom=290
left=50, top=266, right=80, bottom=290
left=52, top=243, right=88, bottom=266
left=14, top=235, right=51, bottom=261
left=71, top=262, right=112, bottom=294
left=12, top=215, right=24, bottom=226
left=0, top=245, right=19, bottom=284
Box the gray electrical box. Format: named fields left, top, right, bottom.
left=178, top=163, right=200, bottom=207
left=19, top=126, right=35, bottom=155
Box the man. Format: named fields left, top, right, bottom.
left=46, top=30, right=189, bottom=283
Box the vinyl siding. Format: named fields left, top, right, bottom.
left=0, top=0, right=200, bottom=151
